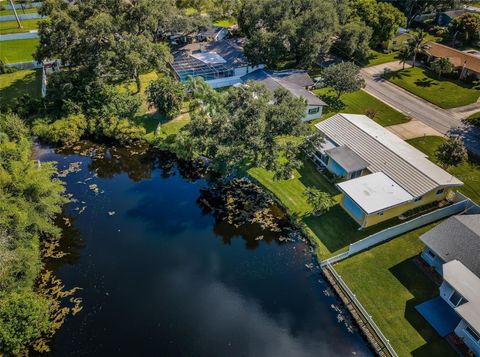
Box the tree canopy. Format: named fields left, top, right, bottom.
left=321, top=62, right=365, bottom=99
left=238, top=0, right=338, bottom=68
left=176, top=78, right=322, bottom=178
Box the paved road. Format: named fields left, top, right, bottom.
left=361, top=62, right=480, bottom=156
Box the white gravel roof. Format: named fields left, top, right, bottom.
left=443, top=260, right=480, bottom=332
left=315, top=114, right=463, bottom=197
left=337, top=172, right=413, bottom=214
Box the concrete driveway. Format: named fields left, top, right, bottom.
left=361, top=62, right=480, bottom=156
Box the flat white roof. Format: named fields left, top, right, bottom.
left=190, top=51, right=226, bottom=64
left=444, top=260, right=480, bottom=332
left=337, top=172, right=413, bottom=214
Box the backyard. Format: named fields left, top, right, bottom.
left=314, top=88, right=410, bottom=126
left=335, top=224, right=458, bottom=357
left=0, top=69, right=41, bottom=102
left=248, top=157, right=402, bottom=259
left=407, top=136, right=480, bottom=204
left=0, top=38, right=39, bottom=63
left=386, top=67, right=480, bottom=109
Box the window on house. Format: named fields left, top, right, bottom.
left=350, top=170, right=362, bottom=179
left=308, top=107, right=320, bottom=115
left=449, top=290, right=466, bottom=307
left=436, top=188, right=445, bottom=195
left=426, top=249, right=436, bottom=259
left=414, top=196, right=423, bottom=202
left=465, top=325, right=480, bottom=342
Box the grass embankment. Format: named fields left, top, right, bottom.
left=407, top=136, right=480, bottom=203
left=212, top=17, right=237, bottom=27
left=0, top=18, right=42, bottom=34
left=0, top=69, right=41, bottom=102
left=335, top=224, right=457, bottom=357
left=314, top=88, right=409, bottom=126
left=386, top=67, right=480, bottom=109
left=0, top=38, right=39, bottom=63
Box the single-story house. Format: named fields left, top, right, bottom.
left=197, top=26, right=229, bottom=42
left=313, top=114, right=463, bottom=228
left=239, top=69, right=326, bottom=121
left=427, top=42, right=480, bottom=79
left=435, top=9, right=478, bottom=26
left=171, top=39, right=264, bottom=88
left=420, top=214, right=480, bottom=277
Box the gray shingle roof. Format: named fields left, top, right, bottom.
left=315, top=114, right=463, bottom=197
left=326, top=145, right=369, bottom=173
left=241, top=69, right=325, bottom=106
left=420, top=214, right=480, bottom=276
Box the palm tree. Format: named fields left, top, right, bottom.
left=430, top=57, right=454, bottom=78
left=407, top=30, right=429, bottom=68
left=398, top=46, right=412, bottom=70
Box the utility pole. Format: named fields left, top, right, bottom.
left=8, top=0, right=22, bottom=29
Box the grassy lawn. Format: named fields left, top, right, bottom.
left=365, top=50, right=399, bottom=67
left=248, top=158, right=402, bottom=258
left=335, top=224, right=457, bottom=357
left=213, top=17, right=237, bottom=27
left=0, top=7, right=37, bottom=16
left=314, top=88, right=410, bottom=126
left=386, top=67, right=480, bottom=109
left=0, top=38, right=39, bottom=63
left=0, top=18, right=42, bottom=34
left=0, top=69, right=41, bottom=102
left=407, top=136, right=480, bottom=204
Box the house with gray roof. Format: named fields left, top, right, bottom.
left=171, top=39, right=264, bottom=88
left=240, top=69, right=326, bottom=121
left=197, top=26, right=229, bottom=42
left=416, top=215, right=480, bottom=356
left=420, top=214, right=480, bottom=277
left=313, top=113, right=463, bottom=228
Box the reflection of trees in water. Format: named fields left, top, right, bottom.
left=58, top=141, right=207, bottom=183
left=197, top=179, right=293, bottom=250
left=43, top=213, right=85, bottom=273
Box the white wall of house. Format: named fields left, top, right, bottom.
left=455, top=320, right=480, bottom=356
left=206, top=76, right=243, bottom=88
left=303, top=104, right=324, bottom=122
left=421, top=247, right=445, bottom=275
left=234, top=64, right=265, bottom=77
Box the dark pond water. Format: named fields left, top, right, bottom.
left=36, top=142, right=372, bottom=357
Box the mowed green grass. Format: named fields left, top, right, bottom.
left=0, top=69, right=41, bottom=102
left=365, top=50, right=399, bottom=67
left=0, top=7, right=37, bottom=16
left=248, top=157, right=402, bottom=258
left=0, top=18, right=42, bottom=34
left=314, top=88, right=410, bottom=126
left=407, top=136, right=480, bottom=203
left=335, top=224, right=458, bottom=357
left=386, top=67, right=480, bottom=109
left=212, top=17, right=237, bottom=27
left=0, top=38, right=39, bottom=63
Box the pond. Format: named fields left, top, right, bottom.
left=36, top=142, right=372, bottom=357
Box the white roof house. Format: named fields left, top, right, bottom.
left=315, top=114, right=463, bottom=215
left=337, top=172, right=413, bottom=214
left=443, top=260, right=480, bottom=333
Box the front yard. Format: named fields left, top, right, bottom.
left=314, top=88, right=410, bottom=126
left=335, top=224, right=458, bottom=357
left=407, top=136, right=480, bottom=204
left=386, top=67, right=480, bottom=109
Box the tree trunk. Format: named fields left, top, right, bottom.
left=134, top=68, right=141, bottom=94
left=412, top=52, right=417, bottom=68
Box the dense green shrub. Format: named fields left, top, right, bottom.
left=0, top=291, right=51, bottom=355
left=32, top=114, right=88, bottom=145
left=98, top=116, right=146, bottom=145
left=146, top=76, right=186, bottom=119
